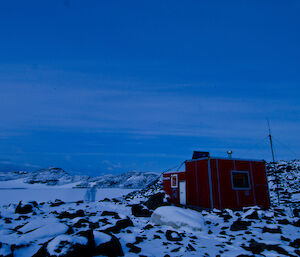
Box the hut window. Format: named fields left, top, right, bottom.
left=231, top=171, right=250, bottom=189
left=171, top=174, right=178, bottom=188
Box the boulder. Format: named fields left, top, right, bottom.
left=94, top=231, right=124, bottom=257
left=57, top=210, right=85, bottom=219
left=131, top=204, right=152, bottom=217
left=126, top=243, right=141, bottom=254
left=101, top=211, right=120, bottom=219
left=165, top=230, right=182, bottom=241
left=15, top=201, right=34, bottom=214
left=46, top=234, right=89, bottom=257
left=144, top=192, right=165, bottom=210
left=289, top=238, right=300, bottom=248
left=262, top=226, right=282, bottom=234
left=50, top=199, right=65, bottom=207
left=104, top=218, right=134, bottom=234
left=230, top=219, right=251, bottom=231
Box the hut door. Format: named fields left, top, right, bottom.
left=179, top=181, right=186, bottom=205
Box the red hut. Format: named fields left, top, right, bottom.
left=163, top=151, right=270, bottom=209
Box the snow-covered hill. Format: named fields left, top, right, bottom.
left=0, top=168, right=160, bottom=189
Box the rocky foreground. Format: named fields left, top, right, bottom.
left=0, top=160, right=299, bottom=257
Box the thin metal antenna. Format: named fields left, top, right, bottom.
left=267, top=119, right=275, bottom=163
left=267, top=118, right=279, bottom=205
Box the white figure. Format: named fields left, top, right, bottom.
left=84, top=186, right=91, bottom=202
left=90, top=185, right=97, bottom=202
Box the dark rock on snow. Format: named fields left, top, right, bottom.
left=57, top=210, right=85, bottom=219
left=230, top=219, right=251, bottom=231
left=165, top=230, right=182, bottom=241
left=104, top=218, right=134, bottom=234
left=242, top=239, right=291, bottom=256
left=131, top=204, right=152, bottom=217
left=15, top=201, right=34, bottom=214
left=126, top=243, right=141, bottom=254
left=101, top=211, right=120, bottom=219
left=144, top=192, right=165, bottom=210
left=50, top=199, right=65, bottom=207
left=262, top=226, right=282, bottom=234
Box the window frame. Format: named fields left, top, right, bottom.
left=231, top=170, right=251, bottom=190
left=171, top=174, right=178, bottom=188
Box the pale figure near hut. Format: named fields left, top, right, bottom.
left=84, top=183, right=97, bottom=202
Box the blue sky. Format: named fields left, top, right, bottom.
left=0, top=0, right=299, bottom=175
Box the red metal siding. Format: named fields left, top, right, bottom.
left=217, top=159, right=237, bottom=209
left=186, top=159, right=211, bottom=208
left=251, top=161, right=270, bottom=208
left=210, top=159, right=221, bottom=209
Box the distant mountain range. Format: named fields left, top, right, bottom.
left=0, top=167, right=161, bottom=189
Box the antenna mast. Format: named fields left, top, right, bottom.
left=267, top=119, right=275, bottom=163
left=267, top=119, right=280, bottom=205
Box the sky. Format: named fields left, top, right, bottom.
left=0, top=0, right=299, bottom=175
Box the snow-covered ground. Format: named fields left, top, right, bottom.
left=0, top=160, right=299, bottom=257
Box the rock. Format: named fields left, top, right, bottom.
left=66, top=226, right=75, bottom=235
left=99, top=218, right=112, bottom=225
left=219, top=213, right=233, bottom=222
left=242, top=239, right=290, bottom=256
left=131, top=204, right=152, bottom=217
left=165, top=230, right=182, bottom=241
left=171, top=247, right=181, bottom=252
left=277, top=218, right=290, bottom=225
left=57, top=210, right=85, bottom=219
left=293, top=219, right=300, bottom=227
left=4, top=218, right=12, bottom=223
left=245, top=211, right=259, bottom=220
left=186, top=243, right=196, bottom=251
left=29, top=201, right=38, bottom=207
left=104, top=218, right=134, bottom=234
left=289, top=238, right=300, bottom=248
left=241, top=240, right=266, bottom=254
left=230, top=219, right=251, bottom=231
left=293, top=208, right=300, bottom=217
left=101, top=211, right=120, bottom=219
left=89, top=222, right=100, bottom=229
left=144, top=192, right=165, bottom=210
left=126, top=243, right=141, bottom=254
left=262, top=226, right=282, bottom=234
left=15, top=201, right=34, bottom=214
left=15, top=215, right=30, bottom=221
left=100, top=198, right=111, bottom=202
left=73, top=218, right=90, bottom=228
left=280, top=236, right=291, bottom=242
left=94, top=232, right=124, bottom=257
left=50, top=199, right=65, bottom=207
left=134, top=236, right=147, bottom=244
left=45, top=234, right=90, bottom=257
left=143, top=224, right=154, bottom=230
